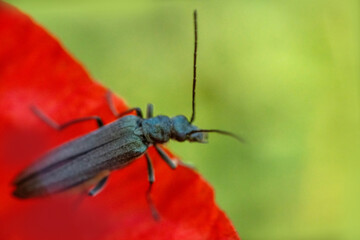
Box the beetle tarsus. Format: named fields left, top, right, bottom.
left=31, top=105, right=104, bottom=129
left=106, top=91, right=143, bottom=118
left=145, top=152, right=160, bottom=220
left=88, top=175, right=109, bottom=196
left=146, top=181, right=160, bottom=221
left=177, top=160, right=197, bottom=170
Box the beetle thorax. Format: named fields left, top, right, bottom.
left=141, top=116, right=172, bottom=143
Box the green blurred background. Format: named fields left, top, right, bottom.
left=8, top=1, right=359, bottom=239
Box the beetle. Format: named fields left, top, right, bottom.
left=13, top=10, right=242, bottom=218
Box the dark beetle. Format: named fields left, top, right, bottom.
left=13, top=11, right=242, bottom=218
left=13, top=109, right=210, bottom=198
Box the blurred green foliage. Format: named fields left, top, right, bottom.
left=9, top=0, right=359, bottom=239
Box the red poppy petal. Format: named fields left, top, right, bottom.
left=0, top=3, right=240, bottom=240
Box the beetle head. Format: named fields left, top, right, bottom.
left=171, top=115, right=208, bottom=143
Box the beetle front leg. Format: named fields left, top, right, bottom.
left=154, top=145, right=177, bottom=169
left=177, top=160, right=197, bottom=170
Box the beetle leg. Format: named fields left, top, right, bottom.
left=117, top=107, right=143, bottom=118
left=105, top=90, right=119, bottom=116
left=177, top=160, right=197, bottom=170
left=146, top=103, right=153, bottom=118
left=88, top=175, right=109, bottom=196
left=106, top=91, right=143, bottom=118
left=154, top=145, right=177, bottom=169
left=145, top=152, right=160, bottom=220
left=145, top=152, right=155, bottom=184
left=31, top=105, right=104, bottom=130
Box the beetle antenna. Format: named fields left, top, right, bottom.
left=189, top=129, right=245, bottom=143
left=190, top=10, right=198, bottom=123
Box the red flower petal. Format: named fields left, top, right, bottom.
left=0, top=3, right=240, bottom=240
